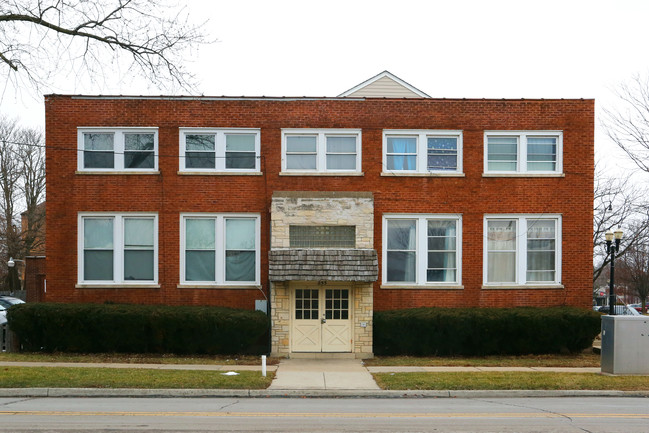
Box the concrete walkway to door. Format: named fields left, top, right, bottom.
left=268, top=358, right=380, bottom=390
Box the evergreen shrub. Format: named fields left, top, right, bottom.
left=7, top=303, right=269, bottom=354
left=373, top=307, right=601, bottom=356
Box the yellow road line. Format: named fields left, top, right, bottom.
left=1, top=411, right=648, bottom=419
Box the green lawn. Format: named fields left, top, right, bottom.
left=374, top=372, right=649, bottom=391
left=0, top=366, right=274, bottom=389
left=364, top=353, right=600, bottom=368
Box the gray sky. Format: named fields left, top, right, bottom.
left=3, top=0, right=649, bottom=168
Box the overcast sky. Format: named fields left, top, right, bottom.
left=3, top=0, right=649, bottom=169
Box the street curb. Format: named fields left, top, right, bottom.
left=1, top=388, right=648, bottom=399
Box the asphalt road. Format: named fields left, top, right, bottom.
left=0, top=396, right=648, bottom=432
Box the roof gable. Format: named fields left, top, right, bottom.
left=338, top=71, right=430, bottom=98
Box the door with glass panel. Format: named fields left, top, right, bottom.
left=292, top=286, right=351, bottom=352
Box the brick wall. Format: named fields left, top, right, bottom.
left=45, top=96, right=594, bottom=310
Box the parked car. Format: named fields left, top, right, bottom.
left=0, top=296, right=25, bottom=309
left=598, top=305, right=641, bottom=315
left=0, top=305, right=6, bottom=326
left=627, top=303, right=646, bottom=313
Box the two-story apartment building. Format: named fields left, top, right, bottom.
left=45, top=72, right=594, bottom=358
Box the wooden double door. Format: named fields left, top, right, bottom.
left=291, top=285, right=352, bottom=352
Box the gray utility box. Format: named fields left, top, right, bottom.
left=601, top=316, right=649, bottom=375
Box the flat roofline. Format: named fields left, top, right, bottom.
left=44, top=94, right=595, bottom=102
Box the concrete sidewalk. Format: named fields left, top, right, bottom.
left=269, top=359, right=379, bottom=390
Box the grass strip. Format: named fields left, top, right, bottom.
left=364, top=353, right=600, bottom=367
left=0, top=353, right=279, bottom=365
left=373, top=372, right=649, bottom=391
left=0, top=367, right=274, bottom=389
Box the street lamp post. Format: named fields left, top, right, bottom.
left=7, top=257, right=26, bottom=292
left=605, top=228, right=624, bottom=315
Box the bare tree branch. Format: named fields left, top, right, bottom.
left=0, top=0, right=211, bottom=93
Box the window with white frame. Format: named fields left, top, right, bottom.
left=484, top=215, right=561, bottom=286
left=281, top=129, right=361, bottom=173
left=179, top=129, right=260, bottom=172
left=383, top=215, right=461, bottom=285
left=484, top=131, right=562, bottom=174
left=78, top=128, right=158, bottom=171
left=383, top=130, right=462, bottom=174
left=79, top=214, right=157, bottom=284
left=181, top=214, right=259, bottom=285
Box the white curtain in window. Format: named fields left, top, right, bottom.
left=487, top=220, right=516, bottom=282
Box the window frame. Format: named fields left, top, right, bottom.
left=77, top=128, right=159, bottom=172
left=77, top=213, right=158, bottom=285
left=179, top=128, right=261, bottom=173
left=281, top=129, right=362, bottom=174
left=382, top=130, right=463, bottom=175
left=484, top=131, right=563, bottom=175
left=180, top=213, right=261, bottom=286
left=382, top=214, right=462, bottom=287
left=482, top=214, right=562, bottom=287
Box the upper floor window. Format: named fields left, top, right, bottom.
left=484, top=131, right=562, bottom=174
left=483, top=215, right=561, bottom=286
left=78, top=213, right=158, bottom=285
left=179, top=129, right=260, bottom=173
left=180, top=214, right=260, bottom=285
left=383, top=130, right=463, bottom=174
left=78, top=128, right=158, bottom=171
left=382, top=214, right=462, bottom=286
left=281, top=129, right=361, bottom=173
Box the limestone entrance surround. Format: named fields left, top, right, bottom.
left=268, top=192, right=377, bottom=358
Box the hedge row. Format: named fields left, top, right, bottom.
left=373, top=307, right=601, bottom=356
left=7, top=303, right=269, bottom=355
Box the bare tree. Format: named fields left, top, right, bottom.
left=603, top=74, right=649, bottom=174
left=0, top=116, right=45, bottom=290
left=592, top=166, right=649, bottom=283
left=617, top=243, right=649, bottom=314
left=0, top=0, right=210, bottom=93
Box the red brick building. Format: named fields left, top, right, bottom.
left=45, top=72, right=594, bottom=357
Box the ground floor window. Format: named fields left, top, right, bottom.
left=181, top=213, right=260, bottom=285
left=382, top=214, right=461, bottom=286
left=484, top=215, right=561, bottom=286
left=79, top=213, right=157, bottom=284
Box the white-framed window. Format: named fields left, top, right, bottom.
left=484, top=131, right=563, bottom=174
left=483, top=215, right=561, bottom=286
left=78, top=213, right=158, bottom=285
left=180, top=214, right=260, bottom=285
left=382, top=214, right=462, bottom=286
left=383, top=130, right=463, bottom=174
left=179, top=129, right=260, bottom=172
left=281, top=129, right=361, bottom=173
left=77, top=128, right=158, bottom=171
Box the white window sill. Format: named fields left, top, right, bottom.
left=177, top=171, right=263, bottom=176
left=76, top=284, right=160, bottom=289
left=279, top=172, right=364, bottom=176
left=177, top=284, right=262, bottom=289
left=381, top=172, right=465, bottom=177
left=76, top=170, right=160, bottom=175
left=481, top=284, right=564, bottom=290
left=381, top=284, right=464, bottom=290
left=482, top=173, right=565, bottom=178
